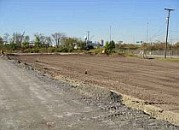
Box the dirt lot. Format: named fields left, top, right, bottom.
left=11, top=54, right=179, bottom=114
left=2, top=57, right=179, bottom=129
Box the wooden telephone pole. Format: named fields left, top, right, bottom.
left=164, top=8, right=174, bottom=58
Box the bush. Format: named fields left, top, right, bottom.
left=105, top=41, right=115, bottom=54
left=30, top=48, right=40, bottom=53
left=47, top=47, right=56, bottom=53
left=55, top=46, right=68, bottom=52
left=88, top=48, right=104, bottom=54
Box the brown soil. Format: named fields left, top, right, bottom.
left=12, top=54, right=179, bottom=113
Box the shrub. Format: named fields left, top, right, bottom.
left=105, top=41, right=115, bottom=54
left=30, top=48, right=40, bottom=53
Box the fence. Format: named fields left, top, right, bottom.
left=117, top=49, right=179, bottom=57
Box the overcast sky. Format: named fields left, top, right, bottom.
left=0, top=0, right=178, bottom=43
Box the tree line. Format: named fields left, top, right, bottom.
left=0, top=32, right=86, bottom=53
left=0, top=32, right=179, bottom=54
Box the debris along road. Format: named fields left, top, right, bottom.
left=0, top=58, right=178, bottom=130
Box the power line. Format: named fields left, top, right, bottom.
left=150, top=22, right=165, bottom=40
left=164, top=8, right=174, bottom=58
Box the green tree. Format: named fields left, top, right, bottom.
left=61, top=37, right=77, bottom=52
left=105, top=40, right=115, bottom=54
left=22, top=35, right=30, bottom=48
left=34, top=36, right=41, bottom=48
left=0, top=37, right=4, bottom=52
left=22, top=42, right=29, bottom=48
left=24, top=35, right=30, bottom=43
left=9, top=43, right=19, bottom=50
left=0, top=36, right=3, bottom=45
left=76, top=40, right=85, bottom=50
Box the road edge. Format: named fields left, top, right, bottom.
left=111, top=90, right=179, bottom=126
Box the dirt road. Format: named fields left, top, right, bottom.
left=11, top=54, right=179, bottom=114
left=1, top=57, right=179, bottom=129
left=0, top=58, right=114, bottom=130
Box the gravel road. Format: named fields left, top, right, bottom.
left=0, top=57, right=178, bottom=130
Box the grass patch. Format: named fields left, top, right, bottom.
left=158, top=58, right=179, bottom=62
left=87, top=48, right=104, bottom=54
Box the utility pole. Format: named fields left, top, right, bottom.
left=164, top=8, right=174, bottom=58
left=85, top=31, right=90, bottom=48
left=87, top=31, right=90, bottom=41
left=110, top=25, right=111, bottom=42
left=146, top=22, right=149, bottom=43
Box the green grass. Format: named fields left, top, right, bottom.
left=88, top=48, right=104, bottom=54
left=158, top=58, right=179, bottom=62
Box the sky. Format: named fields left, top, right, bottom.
left=0, top=0, right=178, bottom=43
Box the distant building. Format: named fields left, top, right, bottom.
left=29, top=41, right=35, bottom=47
left=86, top=40, right=104, bottom=49
left=100, top=40, right=104, bottom=46
left=116, top=41, right=123, bottom=44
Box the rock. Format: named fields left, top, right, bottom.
left=46, top=121, right=55, bottom=127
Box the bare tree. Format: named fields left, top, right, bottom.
left=11, top=32, right=25, bottom=46
left=45, top=36, right=53, bottom=47
left=34, top=33, right=46, bottom=44
left=34, top=33, right=53, bottom=48
left=3, top=33, right=10, bottom=44
left=51, top=32, right=65, bottom=47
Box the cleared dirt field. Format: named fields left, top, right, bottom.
left=12, top=54, right=179, bottom=114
